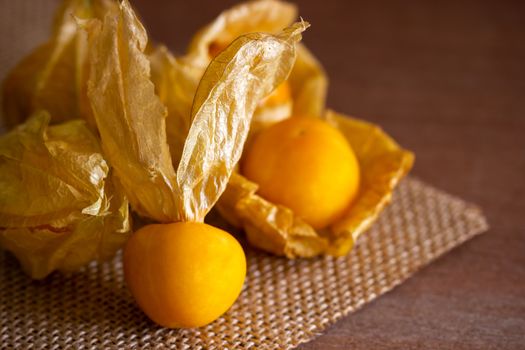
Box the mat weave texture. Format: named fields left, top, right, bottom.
left=0, top=178, right=488, bottom=349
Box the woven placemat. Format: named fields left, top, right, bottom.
left=0, top=177, right=488, bottom=349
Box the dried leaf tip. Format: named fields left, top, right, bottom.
left=279, top=19, right=310, bottom=41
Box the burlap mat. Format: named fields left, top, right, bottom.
left=0, top=178, right=488, bottom=349
left=0, top=1, right=488, bottom=349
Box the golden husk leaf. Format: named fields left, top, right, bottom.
left=187, top=0, right=298, bottom=64
left=0, top=112, right=131, bottom=279
left=288, top=43, right=327, bottom=118
left=151, top=0, right=327, bottom=155
left=86, top=0, right=307, bottom=222
left=178, top=23, right=308, bottom=221
left=1, top=0, right=117, bottom=128
left=86, top=0, right=179, bottom=223
left=216, top=110, right=414, bottom=258
left=148, top=46, right=199, bottom=167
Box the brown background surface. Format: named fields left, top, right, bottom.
left=0, top=0, right=524, bottom=349
left=131, top=0, right=525, bottom=348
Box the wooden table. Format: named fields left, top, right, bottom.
left=133, top=0, right=525, bottom=348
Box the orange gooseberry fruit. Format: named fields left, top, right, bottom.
left=259, top=81, right=292, bottom=107
left=123, top=222, right=246, bottom=328
left=208, top=41, right=227, bottom=58
left=242, top=116, right=360, bottom=229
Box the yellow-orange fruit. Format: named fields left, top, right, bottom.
left=242, top=117, right=360, bottom=229
left=123, top=222, right=246, bottom=328
left=259, top=81, right=292, bottom=107
left=208, top=41, right=226, bottom=58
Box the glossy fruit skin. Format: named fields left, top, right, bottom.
left=242, top=117, right=360, bottom=229
left=123, top=222, right=246, bottom=328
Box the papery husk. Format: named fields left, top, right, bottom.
left=86, top=0, right=307, bottom=222
left=1, top=0, right=117, bottom=128
left=288, top=44, right=327, bottom=118
left=148, top=46, right=200, bottom=167
left=154, top=0, right=327, bottom=151
left=187, top=0, right=298, bottom=65
left=0, top=112, right=130, bottom=279
left=86, top=1, right=179, bottom=223
left=216, top=110, right=414, bottom=258
left=179, top=23, right=308, bottom=220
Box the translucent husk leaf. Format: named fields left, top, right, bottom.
left=179, top=23, right=308, bottom=221
left=86, top=1, right=179, bottom=223
left=288, top=43, right=328, bottom=118
left=187, top=0, right=298, bottom=65
left=148, top=46, right=200, bottom=167
left=0, top=112, right=131, bottom=279
left=216, top=110, right=414, bottom=258
left=1, top=0, right=117, bottom=128
left=153, top=0, right=326, bottom=155
left=86, top=0, right=307, bottom=223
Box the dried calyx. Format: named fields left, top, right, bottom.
left=0, top=0, right=309, bottom=278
